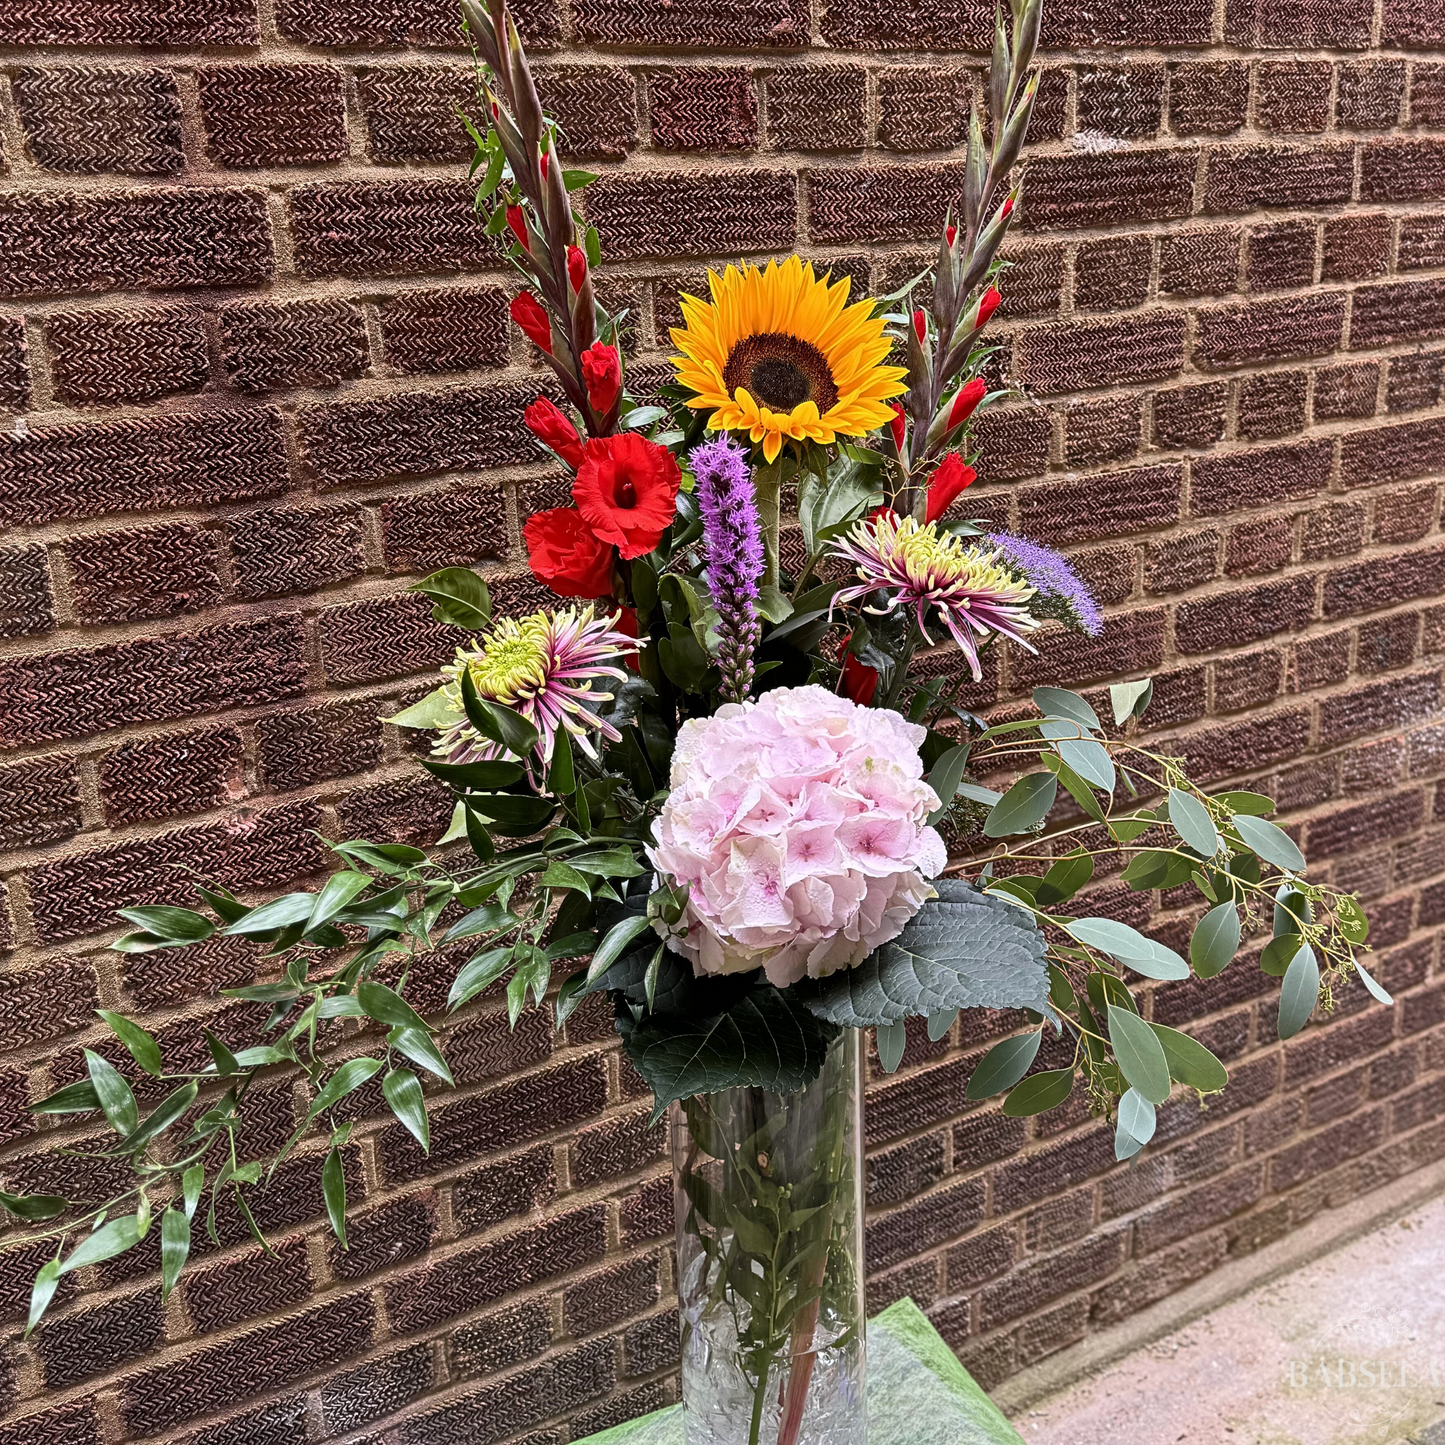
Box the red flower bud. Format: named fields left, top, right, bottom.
left=946, top=223, right=957, bottom=247
left=567, top=244, right=588, bottom=294
left=972, top=287, right=1002, bottom=331
left=840, top=635, right=879, bottom=706
left=924, top=452, right=977, bottom=524
left=510, top=291, right=553, bottom=353
left=912, top=309, right=927, bottom=343
left=524, top=396, right=585, bottom=469
left=581, top=342, right=621, bottom=415
left=539, top=150, right=549, bottom=179
left=888, top=401, right=906, bottom=454
left=1001, top=196, right=1015, bottom=219
left=505, top=204, right=529, bottom=252
left=947, top=377, right=987, bottom=431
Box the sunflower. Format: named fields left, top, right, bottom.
left=669, top=256, right=907, bottom=464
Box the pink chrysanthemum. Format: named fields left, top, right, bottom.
left=830, top=512, right=1040, bottom=681
left=434, top=606, right=637, bottom=775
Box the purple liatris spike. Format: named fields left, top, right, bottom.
left=986, top=533, right=1104, bottom=637
left=691, top=436, right=764, bottom=703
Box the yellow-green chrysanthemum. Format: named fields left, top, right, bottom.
left=669, top=256, right=907, bottom=464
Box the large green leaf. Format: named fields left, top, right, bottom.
left=984, top=772, right=1057, bottom=837
left=617, top=985, right=841, bottom=1121
left=410, top=567, right=492, bottom=630
left=1107, top=1005, right=1171, bottom=1105
left=797, top=880, right=1050, bottom=1028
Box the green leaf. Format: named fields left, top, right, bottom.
left=875, top=1020, right=907, bottom=1074
left=307, top=1058, right=383, bottom=1122
left=547, top=726, right=576, bottom=798
left=1042, top=753, right=1107, bottom=824
left=1150, top=1024, right=1228, bottom=1093
left=422, top=758, right=526, bottom=792
left=31, top=1079, right=101, bottom=1115
left=1168, top=788, right=1220, bottom=858
left=460, top=668, right=540, bottom=758
left=1214, top=789, right=1275, bottom=816
left=322, top=1147, right=348, bottom=1248
left=756, top=583, right=794, bottom=625
left=1002, top=1068, right=1074, bottom=1117
left=410, top=567, right=492, bottom=630
left=85, top=1049, right=138, bottom=1137
left=966, top=1032, right=1042, bottom=1100
left=618, top=984, right=840, bottom=1120
left=798, top=880, right=1051, bottom=1028
left=586, top=912, right=657, bottom=985
left=182, top=1164, right=204, bottom=1220
left=388, top=1026, right=453, bottom=1085
left=1107, top=1005, right=1171, bottom=1105
left=385, top=687, right=461, bottom=731
left=1109, top=678, right=1153, bottom=725
left=926, top=1008, right=956, bottom=1041
left=220, top=892, right=316, bottom=938
left=1353, top=958, right=1393, bottom=1006
left=0, top=1190, right=66, bottom=1221
left=59, top=1216, right=140, bottom=1275
left=1033, top=687, right=1099, bottom=731
left=554, top=971, right=589, bottom=1028
left=1261, top=932, right=1303, bottom=977
left=1068, top=918, right=1190, bottom=981
left=444, top=902, right=517, bottom=943
left=115, top=906, right=215, bottom=942
left=448, top=947, right=514, bottom=1009
left=1233, top=814, right=1305, bottom=873
left=98, top=1011, right=163, bottom=1077
left=160, top=1206, right=190, bottom=1300
left=540, top=861, right=591, bottom=895
left=309, top=872, right=373, bottom=931
left=1035, top=851, right=1094, bottom=908
left=584, top=224, right=602, bottom=265
left=118, top=1082, right=199, bottom=1152
left=1190, top=902, right=1240, bottom=979
left=984, top=772, right=1058, bottom=837
left=1052, top=734, right=1114, bottom=794
left=563, top=168, right=598, bottom=190
left=924, top=744, right=972, bottom=826
left=1115, top=1088, right=1156, bottom=1160
left=1336, top=894, right=1370, bottom=945
left=1277, top=942, right=1320, bottom=1040
left=357, top=981, right=431, bottom=1034
left=26, top=1260, right=61, bottom=1335
left=1273, top=884, right=1313, bottom=938
left=383, top=1067, right=430, bottom=1154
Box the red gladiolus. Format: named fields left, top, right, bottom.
left=840, top=636, right=879, bottom=706
left=924, top=452, right=977, bottom=524
left=889, top=401, right=906, bottom=453
left=567, top=244, right=587, bottom=294
left=539, top=150, right=549, bottom=179
left=947, top=377, right=987, bottom=430
left=524, top=507, right=615, bottom=598
left=524, top=396, right=585, bottom=469
left=913, top=309, right=927, bottom=343
left=511, top=291, right=552, bottom=353
left=505, top=205, right=529, bottom=251
left=946, top=223, right=957, bottom=246
left=1001, top=196, right=1015, bottom=219
left=582, top=342, right=621, bottom=414
left=572, top=433, right=681, bottom=559
left=972, top=287, right=1002, bottom=331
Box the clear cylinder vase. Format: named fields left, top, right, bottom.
left=670, top=1030, right=866, bottom=1445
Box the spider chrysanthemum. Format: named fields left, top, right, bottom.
left=669, top=256, right=907, bottom=464
left=434, top=606, right=637, bottom=775
left=830, top=513, right=1042, bottom=681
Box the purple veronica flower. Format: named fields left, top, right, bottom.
left=691, top=436, right=764, bottom=703
left=986, top=533, right=1103, bottom=637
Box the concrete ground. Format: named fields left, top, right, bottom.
left=1013, top=1194, right=1445, bottom=1445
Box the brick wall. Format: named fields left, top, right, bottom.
left=0, top=1, right=1443, bottom=1441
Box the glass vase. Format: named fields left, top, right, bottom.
left=670, top=1030, right=866, bottom=1445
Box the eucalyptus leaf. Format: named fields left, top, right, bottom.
left=1150, top=1023, right=1228, bottom=1093
left=1277, top=942, right=1320, bottom=1040
left=1168, top=788, right=1220, bottom=858
left=1109, top=678, right=1153, bottom=725
left=1233, top=814, right=1305, bottom=873
left=1107, top=1005, right=1171, bottom=1105
left=924, top=744, right=972, bottom=826
left=1353, top=958, right=1393, bottom=1006
left=1190, top=902, right=1240, bottom=979
left=1001, top=1068, right=1073, bottom=1117
left=1068, top=918, right=1190, bottom=981
left=984, top=772, right=1057, bottom=837
left=1033, top=686, right=1099, bottom=731
left=874, top=1020, right=907, bottom=1074
left=965, top=1031, right=1042, bottom=1099
left=1117, top=1087, right=1157, bottom=1146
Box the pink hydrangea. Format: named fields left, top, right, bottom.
left=647, top=684, right=949, bottom=987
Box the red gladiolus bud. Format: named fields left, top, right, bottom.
left=505, top=205, right=529, bottom=252
left=582, top=342, right=621, bottom=414
left=567, top=244, right=587, bottom=293
left=510, top=291, right=553, bottom=353
left=912, top=309, right=927, bottom=343
left=972, top=287, right=1002, bottom=331
left=524, top=396, right=585, bottom=469
left=1001, top=197, right=1015, bottom=219
left=946, top=223, right=957, bottom=247
left=924, top=452, right=977, bottom=524
left=840, top=636, right=879, bottom=707
left=889, top=401, right=906, bottom=453
left=947, top=377, right=987, bottom=431
left=539, top=150, right=549, bottom=179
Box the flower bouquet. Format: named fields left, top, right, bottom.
left=4, top=3, right=1384, bottom=1443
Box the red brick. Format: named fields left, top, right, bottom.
left=0, top=954, right=97, bottom=1052
left=1399, top=215, right=1445, bottom=273
left=1195, top=294, right=1344, bottom=368
left=1205, top=144, right=1355, bottom=213
left=26, top=800, right=326, bottom=943
left=46, top=304, right=208, bottom=406
left=1011, top=609, right=1168, bottom=689
left=579, top=0, right=806, bottom=46
left=99, top=727, right=244, bottom=826
left=1153, top=383, right=1227, bottom=449
left=1245, top=221, right=1316, bottom=291
left=63, top=522, right=223, bottom=624
left=1159, top=227, right=1239, bottom=297
left=1135, top=1167, right=1265, bottom=1255
left=0, top=5, right=256, bottom=44
left=379, top=486, right=508, bottom=574
left=970, top=406, right=1052, bottom=480
left=1074, top=235, right=1152, bottom=312
left=1301, top=501, right=1365, bottom=559
left=1075, top=65, right=1164, bottom=138
left=866, top=1132, right=947, bottom=1207
left=321, top=1343, right=433, bottom=1435
left=354, top=63, right=469, bottom=162
left=1364, top=139, right=1445, bottom=203
left=0, top=544, right=54, bottom=638
left=536, top=65, right=638, bottom=160
left=453, top=1143, right=557, bottom=1235
left=1411, top=62, right=1445, bottom=123
left=1236, top=370, right=1307, bottom=440
left=12, top=66, right=183, bottom=175
left=36, top=1288, right=163, bottom=1390
left=571, top=1109, right=667, bottom=1187
left=1256, top=60, right=1333, bottom=134
left=1386, top=0, right=1445, bottom=45
left=0, top=756, right=80, bottom=850
left=317, top=593, right=456, bottom=686
left=0, top=612, right=307, bottom=749
left=1191, top=439, right=1331, bottom=516
left=649, top=68, right=757, bottom=151
left=1042, top=0, right=1211, bottom=46
left=1176, top=575, right=1315, bottom=654
left=185, top=1236, right=312, bottom=1335
left=1386, top=355, right=1443, bottom=414
left=589, top=169, right=795, bottom=257
left=1338, top=60, right=1406, bottom=129
left=196, top=64, right=348, bottom=167
left=867, top=1178, right=986, bottom=1273
left=767, top=65, right=867, bottom=151
left=1020, top=151, right=1196, bottom=232
left=980, top=1228, right=1129, bottom=1327
left=1174, top=706, right=1311, bottom=779
left=1351, top=279, right=1445, bottom=350
left=1314, top=362, right=1380, bottom=421
left=218, top=298, right=369, bottom=394
left=1063, top=395, right=1141, bottom=466
left=1373, top=483, right=1439, bottom=543
left=1018, top=464, right=1182, bottom=544
left=256, top=699, right=383, bottom=793
left=1326, top=546, right=1445, bottom=621
left=1321, top=214, right=1390, bottom=283
left=1169, top=61, right=1248, bottom=135
left=1225, top=514, right=1295, bottom=574
left=1214, top=648, right=1285, bottom=711
left=0, top=187, right=271, bottom=298
left=1341, top=417, right=1445, bottom=489
left=378, top=287, right=509, bottom=375
left=1016, top=312, right=1186, bottom=393
left=1319, top=672, right=1442, bottom=743
left=1226, top=0, right=1372, bottom=46
left=1145, top=530, right=1218, bottom=593
left=229, top=505, right=366, bottom=600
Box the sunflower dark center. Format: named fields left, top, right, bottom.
left=722, top=332, right=840, bottom=413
